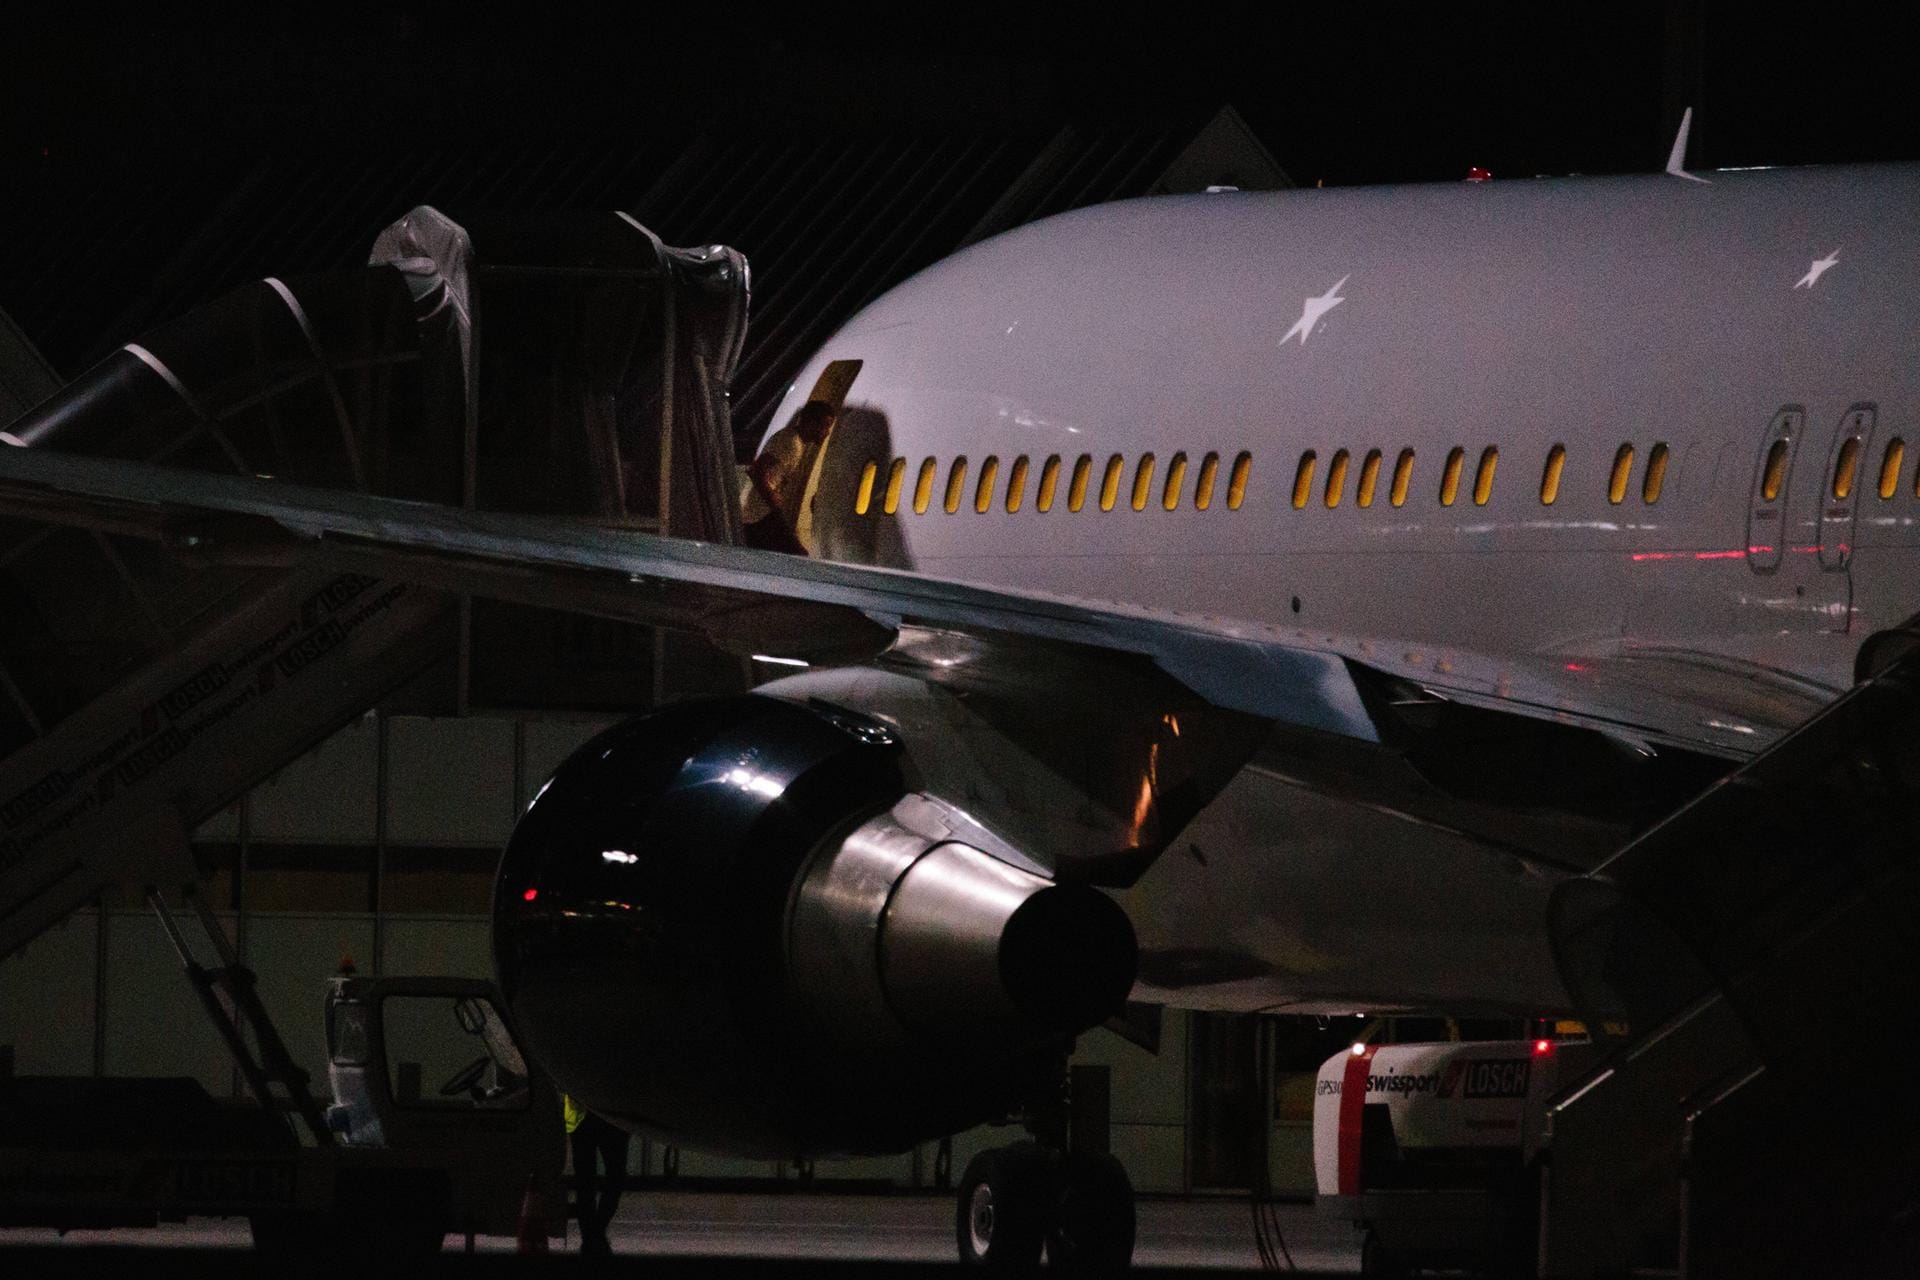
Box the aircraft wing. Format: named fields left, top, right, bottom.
left=0, top=447, right=1814, bottom=763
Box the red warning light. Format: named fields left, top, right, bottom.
left=522, top=888, right=539, bottom=902
left=1465, top=166, right=1492, bottom=183
left=1533, top=1038, right=1552, bottom=1056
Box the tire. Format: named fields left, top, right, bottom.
left=956, top=1143, right=1052, bottom=1272
left=1045, top=1150, right=1135, bottom=1275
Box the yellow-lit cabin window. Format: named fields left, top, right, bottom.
left=1390, top=449, right=1414, bottom=507
left=1831, top=437, right=1861, bottom=500
left=1539, top=444, right=1566, bottom=505
left=882, top=458, right=907, bottom=514
left=1325, top=449, right=1350, bottom=508
left=913, top=459, right=937, bottom=513
left=1227, top=452, right=1251, bottom=509
left=854, top=461, right=878, bottom=514
left=1037, top=455, right=1061, bottom=512
left=1291, top=451, right=1317, bottom=509
left=1068, top=455, right=1092, bottom=511
left=1439, top=447, right=1465, bottom=506
left=1356, top=449, right=1381, bottom=508
left=1881, top=438, right=1906, bottom=499
left=1761, top=439, right=1789, bottom=502
left=1006, top=456, right=1030, bottom=512
left=1194, top=452, right=1219, bottom=510
left=1131, top=454, right=1156, bottom=511
left=1163, top=452, right=1187, bottom=510
left=1609, top=444, right=1635, bottom=505
left=1472, top=446, right=1498, bottom=505
left=1643, top=442, right=1670, bottom=504
left=945, top=457, right=968, bottom=513
left=975, top=456, right=1000, bottom=513
left=1099, top=454, right=1124, bottom=511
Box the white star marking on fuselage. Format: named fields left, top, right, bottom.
left=1794, top=249, right=1840, bottom=289
left=1281, top=275, right=1349, bottom=346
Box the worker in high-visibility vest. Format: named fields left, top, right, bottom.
left=563, top=1094, right=631, bottom=1256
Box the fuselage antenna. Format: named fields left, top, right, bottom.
left=1665, top=107, right=1712, bottom=184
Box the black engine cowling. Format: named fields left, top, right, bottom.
left=491, top=695, right=1136, bottom=1158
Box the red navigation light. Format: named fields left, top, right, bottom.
left=522, top=888, right=539, bottom=902
left=1533, top=1038, right=1552, bottom=1056
left=1465, top=166, right=1492, bottom=183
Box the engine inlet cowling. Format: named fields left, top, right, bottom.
left=492, top=695, right=1136, bottom=1158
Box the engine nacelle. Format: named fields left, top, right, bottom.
left=492, top=695, right=1135, bottom=1157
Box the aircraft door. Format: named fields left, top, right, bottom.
left=1742, top=404, right=1854, bottom=634
left=1744, top=406, right=1802, bottom=575
left=1815, top=404, right=1876, bottom=574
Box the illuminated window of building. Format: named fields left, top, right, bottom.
left=1356, top=449, right=1382, bottom=508
left=1036, top=455, right=1061, bottom=512
left=1069, top=454, right=1092, bottom=511
left=1760, top=440, right=1788, bottom=502
left=914, top=459, right=937, bottom=513
left=945, top=457, right=968, bottom=513
left=1006, top=455, right=1031, bottom=512
left=1439, top=447, right=1465, bottom=507
left=1325, top=448, right=1350, bottom=508
left=854, top=461, right=878, bottom=515
left=1390, top=449, right=1414, bottom=507
left=1228, top=452, right=1252, bottom=509
left=1099, top=454, right=1125, bottom=511
left=882, top=458, right=907, bottom=514
left=1291, top=451, right=1317, bottom=509
left=1609, top=444, right=1635, bottom=505
left=1540, top=444, right=1566, bottom=505
left=1163, top=452, right=1187, bottom=510
left=1643, top=442, right=1670, bottom=504
left=1831, top=437, right=1861, bottom=500
left=1471, top=446, right=1497, bottom=506
left=1194, top=452, right=1220, bottom=510
left=1880, top=438, right=1906, bottom=499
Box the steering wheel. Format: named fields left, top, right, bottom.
left=438, top=1054, right=491, bottom=1097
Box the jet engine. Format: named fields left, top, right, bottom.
left=491, top=695, right=1136, bottom=1157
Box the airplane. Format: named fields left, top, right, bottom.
left=1, top=156, right=1916, bottom=1271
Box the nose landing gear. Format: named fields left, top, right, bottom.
left=955, top=1142, right=1136, bottom=1274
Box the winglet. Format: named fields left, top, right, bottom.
left=1665, top=107, right=1711, bottom=184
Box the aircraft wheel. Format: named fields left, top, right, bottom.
left=1045, top=1150, right=1135, bottom=1274
left=956, top=1143, right=1051, bottom=1272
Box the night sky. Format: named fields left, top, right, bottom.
left=5, top=6, right=1915, bottom=187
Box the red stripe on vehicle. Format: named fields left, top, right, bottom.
left=1337, top=1047, right=1376, bottom=1196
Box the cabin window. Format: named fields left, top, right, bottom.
left=1472, top=446, right=1498, bottom=506
left=1880, top=438, right=1906, bottom=499
left=1356, top=449, right=1382, bottom=508
left=1163, top=452, right=1188, bottom=510
left=975, top=456, right=999, bottom=513
left=1325, top=449, right=1350, bottom=508
left=1831, top=437, right=1861, bottom=500
left=1036, top=455, right=1061, bottom=511
left=854, top=461, right=878, bottom=515
left=1194, top=452, right=1220, bottom=510
left=1292, top=451, right=1317, bottom=509
left=1228, top=452, right=1252, bottom=509
left=883, top=458, right=907, bottom=514
left=945, top=457, right=969, bottom=513
left=1005, top=456, right=1030, bottom=512
left=1439, top=447, right=1465, bottom=507
left=1099, top=454, right=1125, bottom=511
left=1760, top=439, right=1789, bottom=502
left=1540, top=444, right=1566, bottom=505
left=1390, top=449, right=1414, bottom=507
left=1131, top=453, right=1156, bottom=511
left=1069, top=454, right=1092, bottom=511
left=1643, top=442, right=1670, bottom=504
left=1609, top=444, right=1635, bottom=505
left=914, top=459, right=937, bottom=513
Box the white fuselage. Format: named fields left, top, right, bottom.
left=761, top=164, right=1920, bottom=1017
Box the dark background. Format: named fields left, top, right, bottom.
left=6, top=5, right=1913, bottom=184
